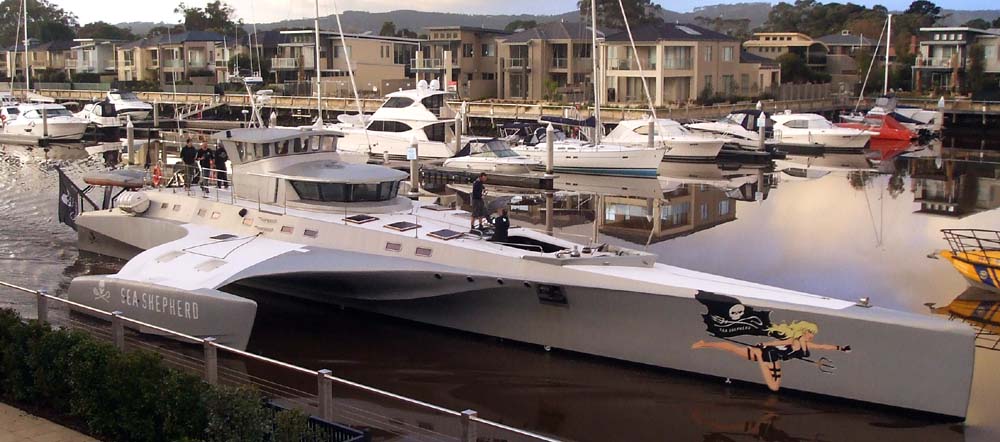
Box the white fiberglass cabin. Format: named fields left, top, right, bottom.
left=1, top=103, right=89, bottom=140
left=107, top=90, right=153, bottom=120
left=771, top=112, right=872, bottom=150
left=686, top=110, right=773, bottom=150
left=335, top=80, right=464, bottom=160
left=442, top=138, right=540, bottom=173
left=604, top=119, right=727, bottom=160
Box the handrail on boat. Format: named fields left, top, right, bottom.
left=0, top=279, right=561, bottom=442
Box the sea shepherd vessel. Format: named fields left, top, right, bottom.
left=63, top=126, right=974, bottom=419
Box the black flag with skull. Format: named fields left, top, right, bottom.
left=695, top=291, right=774, bottom=338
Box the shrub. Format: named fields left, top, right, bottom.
left=0, top=308, right=324, bottom=442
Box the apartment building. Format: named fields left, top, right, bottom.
left=602, top=23, right=780, bottom=106
left=275, top=30, right=418, bottom=96
left=496, top=21, right=599, bottom=101
left=911, top=27, right=1000, bottom=92
left=69, top=38, right=122, bottom=80
left=743, top=32, right=828, bottom=67
left=413, top=26, right=509, bottom=98
left=598, top=184, right=738, bottom=244
left=155, top=31, right=226, bottom=84
left=818, top=30, right=885, bottom=90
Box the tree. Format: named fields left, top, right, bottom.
left=379, top=21, right=396, bottom=37
left=694, top=16, right=751, bottom=41
left=504, top=20, right=537, bottom=33
left=578, top=0, right=662, bottom=29
left=993, top=17, right=1000, bottom=28
left=174, top=1, right=241, bottom=35
left=147, top=25, right=184, bottom=38
left=396, top=28, right=418, bottom=39
left=963, top=18, right=990, bottom=30
left=0, top=0, right=77, bottom=45
left=777, top=52, right=829, bottom=84
left=966, top=43, right=986, bottom=96
left=77, top=21, right=137, bottom=40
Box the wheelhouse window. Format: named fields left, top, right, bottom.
left=423, top=122, right=446, bottom=142
left=382, top=97, right=414, bottom=108
left=784, top=120, right=809, bottom=129
left=291, top=180, right=401, bottom=203
left=368, top=120, right=413, bottom=132
left=421, top=94, right=445, bottom=116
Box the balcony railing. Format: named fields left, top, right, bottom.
left=104, top=60, right=117, bottom=71
left=410, top=58, right=444, bottom=70
left=662, top=59, right=693, bottom=70
left=64, top=59, right=78, bottom=68
left=163, top=59, right=184, bottom=68
left=272, top=57, right=299, bottom=69
left=506, top=58, right=529, bottom=69
left=551, top=57, right=568, bottom=69
left=608, top=58, right=656, bottom=71
left=215, top=59, right=227, bottom=68
left=918, top=56, right=965, bottom=68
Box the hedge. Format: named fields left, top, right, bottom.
left=0, top=308, right=320, bottom=442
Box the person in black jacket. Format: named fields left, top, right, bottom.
left=179, top=139, right=197, bottom=189
left=214, top=145, right=229, bottom=188
left=196, top=142, right=214, bottom=192
left=490, top=208, right=510, bottom=243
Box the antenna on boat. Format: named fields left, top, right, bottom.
left=590, top=0, right=601, bottom=144
left=312, top=0, right=324, bottom=128
left=884, top=14, right=892, bottom=96
left=331, top=0, right=372, bottom=150
left=10, top=0, right=22, bottom=92
left=22, top=0, right=30, bottom=91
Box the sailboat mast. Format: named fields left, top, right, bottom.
left=313, top=0, right=323, bottom=126
left=884, top=14, right=891, bottom=95
left=590, top=0, right=600, bottom=144
left=23, top=0, right=30, bottom=90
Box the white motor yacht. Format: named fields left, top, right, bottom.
left=0, top=92, right=18, bottom=107
left=334, top=80, right=465, bottom=160
left=75, top=100, right=122, bottom=129
left=2, top=103, right=89, bottom=140
left=61, top=123, right=975, bottom=419
left=686, top=110, right=772, bottom=150
left=512, top=140, right=665, bottom=177
left=442, top=138, right=540, bottom=173
left=604, top=119, right=727, bottom=160
left=771, top=112, right=873, bottom=150
left=107, top=90, right=153, bottom=120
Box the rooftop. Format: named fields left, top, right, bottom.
left=279, top=30, right=422, bottom=45
left=424, top=25, right=510, bottom=35
left=500, top=21, right=608, bottom=44
left=739, top=50, right=780, bottom=67
left=817, top=31, right=880, bottom=46
left=604, top=23, right=735, bottom=42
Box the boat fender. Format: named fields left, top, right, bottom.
left=151, top=164, right=163, bottom=187
left=118, top=191, right=150, bottom=215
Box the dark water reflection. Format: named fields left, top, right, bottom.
left=1, top=140, right=998, bottom=441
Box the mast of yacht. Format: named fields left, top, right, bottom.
left=590, top=0, right=601, bottom=144
left=10, top=0, right=21, bottom=91
left=331, top=0, right=372, bottom=150
left=312, top=0, right=323, bottom=127
left=884, top=14, right=892, bottom=95
left=23, top=0, right=30, bottom=91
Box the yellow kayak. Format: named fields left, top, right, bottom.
left=940, top=229, right=1000, bottom=295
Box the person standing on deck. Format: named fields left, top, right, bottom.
left=490, top=208, right=510, bottom=243
left=179, top=139, right=198, bottom=190
left=470, top=173, right=488, bottom=231
left=214, top=145, right=229, bottom=188
left=196, top=142, right=214, bottom=193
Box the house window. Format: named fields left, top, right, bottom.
left=934, top=34, right=940, bottom=41
left=741, top=73, right=750, bottom=94
left=722, top=75, right=734, bottom=94
left=481, top=43, right=495, bottom=57
left=719, top=200, right=731, bottom=216
left=723, top=47, right=733, bottom=62
left=482, top=72, right=495, bottom=80
left=704, top=75, right=712, bottom=92
left=463, top=43, right=473, bottom=57
left=704, top=46, right=713, bottom=62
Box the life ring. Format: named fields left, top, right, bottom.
left=151, top=164, right=162, bottom=187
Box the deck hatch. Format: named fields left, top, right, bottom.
left=415, top=247, right=433, bottom=257
left=211, top=211, right=222, bottom=219
left=160, top=202, right=168, bottom=209
left=345, top=214, right=379, bottom=224
left=155, top=250, right=185, bottom=263
left=197, top=209, right=207, bottom=217
left=303, top=229, right=319, bottom=238
left=172, top=204, right=181, bottom=211
left=385, top=242, right=402, bottom=252
left=280, top=226, right=294, bottom=234
left=210, top=234, right=237, bottom=240
left=385, top=221, right=420, bottom=232
left=423, top=204, right=454, bottom=212
left=242, top=218, right=254, bottom=226
left=428, top=229, right=463, bottom=240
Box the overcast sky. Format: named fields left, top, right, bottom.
left=49, top=0, right=995, bottom=25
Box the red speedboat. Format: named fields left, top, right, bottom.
left=837, top=114, right=914, bottom=141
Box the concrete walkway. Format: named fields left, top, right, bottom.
left=0, top=402, right=99, bottom=442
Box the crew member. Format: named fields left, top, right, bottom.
left=490, top=208, right=510, bottom=243
left=179, top=138, right=198, bottom=189
left=214, top=145, right=229, bottom=188
left=196, top=142, right=214, bottom=192
left=470, top=172, right=488, bottom=231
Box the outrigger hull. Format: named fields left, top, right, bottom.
left=66, top=194, right=975, bottom=419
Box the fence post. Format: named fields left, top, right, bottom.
left=317, top=369, right=334, bottom=422
left=36, top=290, right=48, bottom=324
left=203, top=337, right=218, bottom=385
left=460, top=409, right=478, bottom=442
left=111, top=311, right=125, bottom=350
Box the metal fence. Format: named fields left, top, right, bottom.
left=0, top=280, right=559, bottom=442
